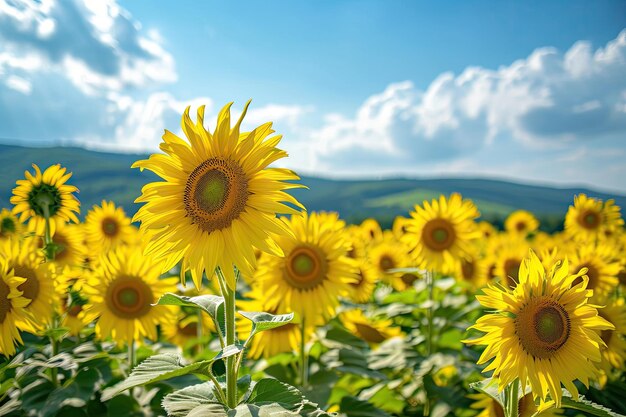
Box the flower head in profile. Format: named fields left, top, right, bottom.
left=133, top=102, right=304, bottom=289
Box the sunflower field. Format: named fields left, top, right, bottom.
left=1, top=103, right=625, bottom=417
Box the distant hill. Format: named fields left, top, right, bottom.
left=1, top=144, right=625, bottom=231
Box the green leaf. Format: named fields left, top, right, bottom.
left=106, top=395, right=143, bottom=417
left=237, top=375, right=252, bottom=404
left=187, top=404, right=229, bottom=417
left=227, top=403, right=298, bottom=417
left=246, top=378, right=302, bottom=409
left=100, top=354, right=213, bottom=401
left=469, top=378, right=505, bottom=411
left=162, top=382, right=225, bottom=417
left=561, top=396, right=625, bottom=417
left=156, top=293, right=224, bottom=319
left=42, top=327, right=70, bottom=342
left=238, top=311, right=294, bottom=339
left=339, top=396, right=391, bottom=417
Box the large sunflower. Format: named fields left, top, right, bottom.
left=132, top=102, right=303, bottom=290
left=10, top=164, right=80, bottom=237
left=85, top=200, right=134, bottom=252
left=404, top=193, right=480, bottom=274
left=1, top=238, right=55, bottom=330
left=81, top=245, right=178, bottom=344
left=564, top=194, right=624, bottom=242
left=505, top=210, right=539, bottom=236
left=465, top=250, right=613, bottom=406
left=0, top=209, right=23, bottom=243
left=0, top=258, right=33, bottom=356
left=257, top=211, right=358, bottom=327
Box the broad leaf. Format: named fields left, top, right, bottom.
left=227, top=403, right=298, bottom=417
left=469, top=378, right=505, bottom=411
left=246, top=378, right=302, bottom=409
left=238, top=311, right=294, bottom=339
left=156, top=293, right=224, bottom=319
left=101, top=354, right=213, bottom=401
left=162, top=382, right=225, bottom=417
left=339, top=396, right=391, bottom=417
left=561, top=396, right=625, bottom=417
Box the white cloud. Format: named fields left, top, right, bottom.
left=5, top=75, right=31, bottom=94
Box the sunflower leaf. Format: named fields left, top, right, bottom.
left=162, top=382, right=226, bottom=417
left=561, top=395, right=625, bottom=417
left=238, top=311, right=295, bottom=339
left=469, top=378, right=505, bottom=411
left=100, top=354, right=214, bottom=401
left=246, top=378, right=302, bottom=409
left=155, top=293, right=224, bottom=319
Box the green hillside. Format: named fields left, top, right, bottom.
left=1, top=144, right=624, bottom=230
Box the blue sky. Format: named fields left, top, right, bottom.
left=1, top=0, right=626, bottom=192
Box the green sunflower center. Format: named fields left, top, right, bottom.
left=515, top=298, right=570, bottom=359
left=14, top=265, right=40, bottom=307
left=0, top=217, right=16, bottom=237
left=0, top=278, right=11, bottom=323
left=422, top=218, right=456, bottom=251
left=285, top=245, right=328, bottom=290
left=27, top=183, right=62, bottom=217
left=184, top=158, right=249, bottom=233
left=106, top=276, right=153, bottom=319
left=102, top=218, right=119, bottom=237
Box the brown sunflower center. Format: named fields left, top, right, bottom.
left=0, top=278, right=11, bottom=323
left=572, top=263, right=598, bottom=289
left=379, top=255, right=395, bottom=272
left=184, top=158, right=248, bottom=233
left=422, top=218, right=456, bottom=251
left=503, top=258, right=521, bottom=287
left=0, top=217, right=16, bottom=237
left=515, top=298, right=570, bottom=359
left=401, top=273, right=420, bottom=286
left=52, top=233, right=70, bottom=262
left=515, top=221, right=527, bottom=232
left=102, top=217, right=119, bottom=237
left=14, top=265, right=40, bottom=307
left=284, top=245, right=328, bottom=290
left=105, top=276, right=153, bottom=319
left=578, top=209, right=601, bottom=230
left=354, top=322, right=386, bottom=344
left=27, top=183, right=63, bottom=217
left=179, top=322, right=198, bottom=337
left=461, top=259, right=475, bottom=280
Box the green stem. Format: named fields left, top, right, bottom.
left=128, top=339, right=136, bottom=371
left=299, top=317, right=308, bottom=388
left=505, top=380, right=519, bottom=417
left=216, top=267, right=238, bottom=409
left=50, top=335, right=59, bottom=386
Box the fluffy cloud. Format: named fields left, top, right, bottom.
left=313, top=30, right=626, bottom=169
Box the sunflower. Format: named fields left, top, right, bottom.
left=392, top=269, right=423, bottom=291
left=595, top=297, right=626, bottom=376
left=454, top=250, right=489, bottom=288
left=564, top=194, right=624, bottom=242
left=238, top=294, right=300, bottom=359
left=162, top=306, right=215, bottom=349
left=0, top=258, right=34, bottom=356
left=359, top=218, right=383, bottom=245
left=368, top=231, right=411, bottom=280
left=257, top=211, right=358, bottom=327
left=85, top=200, right=134, bottom=252
left=465, top=250, right=613, bottom=406
left=349, top=260, right=379, bottom=303
left=404, top=194, right=480, bottom=274
left=477, top=221, right=497, bottom=240
left=34, top=220, right=86, bottom=269
left=132, top=102, right=303, bottom=290
left=469, top=392, right=560, bottom=417
left=339, top=309, right=401, bottom=346
left=81, top=245, right=177, bottom=344
left=1, top=238, right=55, bottom=330
left=0, top=209, right=23, bottom=242
left=10, top=164, right=80, bottom=237
left=567, top=243, right=620, bottom=299
left=492, top=235, right=529, bottom=287
left=53, top=266, right=89, bottom=336
left=392, top=216, right=410, bottom=240
left=505, top=210, right=539, bottom=236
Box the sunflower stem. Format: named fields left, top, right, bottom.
left=128, top=339, right=136, bottom=370
left=504, top=380, right=519, bottom=417
left=299, top=317, right=308, bottom=388
left=216, top=267, right=238, bottom=409
left=41, top=202, right=56, bottom=260
left=49, top=324, right=59, bottom=387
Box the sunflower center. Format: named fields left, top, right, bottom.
left=0, top=217, right=16, bottom=237
left=102, top=218, right=119, bottom=237
left=52, top=233, right=70, bottom=262
left=422, top=218, right=456, bottom=251
left=572, top=263, right=598, bottom=289
left=515, top=298, right=570, bottom=359
left=578, top=210, right=601, bottom=230
left=14, top=265, right=40, bottom=307
left=106, top=276, right=153, bottom=319
left=461, top=259, right=475, bottom=280
left=401, top=273, right=420, bottom=286
left=515, top=221, right=526, bottom=232
left=354, top=322, right=386, bottom=344
left=184, top=158, right=248, bottom=233
left=179, top=322, right=198, bottom=337
left=284, top=245, right=328, bottom=290
left=67, top=304, right=83, bottom=317
left=379, top=255, right=395, bottom=272
left=27, top=183, right=62, bottom=217
left=0, top=278, right=11, bottom=323
left=504, top=258, right=521, bottom=287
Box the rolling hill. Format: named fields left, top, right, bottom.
left=1, top=143, right=624, bottom=230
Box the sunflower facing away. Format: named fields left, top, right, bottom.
left=133, top=102, right=303, bottom=290
left=404, top=193, right=480, bottom=274
left=0, top=209, right=23, bottom=242
left=81, top=245, right=177, bottom=344
left=505, top=210, right=539, bottom=236
left=564, top=194, right=624, bottom=242
left=85, top=200, right=134, bottom=252
left=10, top=164, right=80, bottom=237
left=465, top=250, right=613, bottom=406
left=257, top=211, right=358, bottom=328
left=0, top=258, right=34, bottom=356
